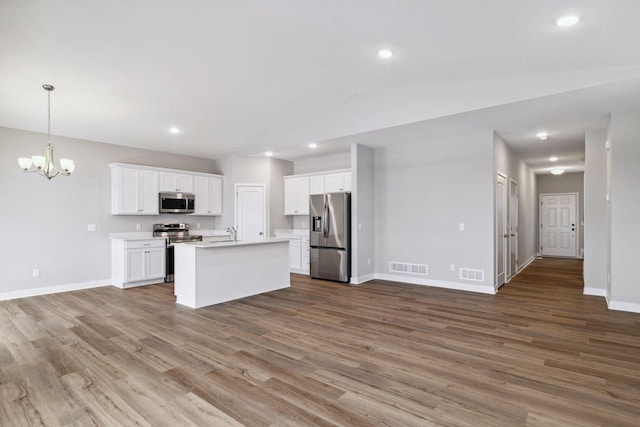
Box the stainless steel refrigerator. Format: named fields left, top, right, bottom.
left=309, top=192, right=351, bottom=282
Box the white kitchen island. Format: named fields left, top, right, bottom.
left=174, top=238, right=290, bottom=308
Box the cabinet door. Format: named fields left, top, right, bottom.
left=210, top=177, right=223, bottom=215
left=146, top=248, right=166, bottom=280
left=325, top=173, right=351, bottom=192
left=139, top=170, right=159, bottom=214
left=284, top=177, right=309, bottom=215
left=120, top=168, right=141, bottom=214
left=126, top=249, right=147, bottom=282
left=159, top=172, right=193, bottom=192
left=309, top=176, right=325, bottom=195
left=342, top=173, right=352, bottom=191
left=193, top=175, right=210, bottom=215
left=176, top=174, right=194, bottom=193
left=289, top=240, right=302, bottom=270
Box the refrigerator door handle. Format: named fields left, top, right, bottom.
left=323, top=199, right=330, bottom=238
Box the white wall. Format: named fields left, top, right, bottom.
left=584, top=126, right=608, bottom=295
left=537, top=172, right=585, bottom=257
left=494, top=134, right=538, bottom=270
left=374, top=130, right=495, bottom=293
left=1, top=126, right=216, bottom=296
left=609, top=108, right=640, bottom=311
left=351, top=143, right=375, bottom=283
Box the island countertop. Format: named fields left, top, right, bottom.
left=180, top=237, right=291, bottom=248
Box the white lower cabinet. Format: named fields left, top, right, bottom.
left=112, top=239, right=166, bottom=288
left=289, top=239, right=302, bottom=270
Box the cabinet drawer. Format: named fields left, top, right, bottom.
left=125, top=239, right=166, bottom=249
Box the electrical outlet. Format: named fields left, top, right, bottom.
left=136, top=224, right=141, bottom=231
left=33, top=269, right=40, bottom=278
left=87, top=224, right=96, bottom=232
left=450, top=264, right=455, bottom=272
left=459, top=223, right=465, bottom=231
left=196, top=223, right=201, bottom=229
left=368, top=258, right=371, bottom=265
left=358, top=223, right=362, bottom=230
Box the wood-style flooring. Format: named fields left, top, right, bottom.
left=1, top=258, right=639, bottom=426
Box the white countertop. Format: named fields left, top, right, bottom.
left=179, top=237, right=291, bottom=248
left=110, top=229, right=230, bottom=240
left=274, top=229, right=309, bottom=239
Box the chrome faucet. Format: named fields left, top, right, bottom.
left=226, top=226, right=238, bottom=242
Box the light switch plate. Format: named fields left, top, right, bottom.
left=87, top=224, right=97, bottom=232
left=459, top=223, right=465, bottom=231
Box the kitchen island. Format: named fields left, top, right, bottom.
left=174, top=238, right=290, bottom=308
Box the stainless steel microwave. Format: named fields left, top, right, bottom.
left=159, top=192, right=195, bottom=213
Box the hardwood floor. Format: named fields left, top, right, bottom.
left=1, top=258, right=639, bottom=426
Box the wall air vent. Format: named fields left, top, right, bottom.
left=459, top=268, right=484, bottom=282
left=389, top=262, right=428, bottom=276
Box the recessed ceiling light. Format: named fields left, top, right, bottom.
left=536, top=131, right=549, bottom=140
left=265, top=151, right=274, bottom=157
left=549, top=156, right=558, bottom=162
left=378, top=49, right=393, bottom=59
left=308, top=143, right=318, bottom=149
left=556, top=15, right=580, bottom=27
left=550, top=168, right=565, bottom=175
left=169, top=127, right=181, bottom=134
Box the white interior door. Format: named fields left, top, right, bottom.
left=508, top=179, right=518, bottom=280
left=235, top=185, right=266, bottom=241
left=540, top=193, right=578, bottom=257
left=496, top=173, right=507, bottom=287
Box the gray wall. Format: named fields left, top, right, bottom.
left=583, top=126, right=608, bottom=294
left=293, top=151, right=351, bottom=174
left=609, top=108, right=640, bottom=307
left=537, top=172, right=585, bottom=257
left=494, top=134, right=539, bottom=270
left=215, top=156, right=292, bottom=236
left=1, top=126, right=216, bottom=294
left=351, top=143, right=375, bottom=282
left=374, top=130, right=495, bottom=291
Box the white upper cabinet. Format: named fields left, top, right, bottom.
left=193, top=175, right=223, bottom=216
left=309, top=175, right=325, bottom=195
left=324, top=172, right=352, bottom=193
left=284, top=176, right=310, bottom=215
left=111, top=165, right=159, bottom=215
left=159, top=172, right=194, bottom=193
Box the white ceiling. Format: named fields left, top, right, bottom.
left=2, top=1, right=640, bottom=173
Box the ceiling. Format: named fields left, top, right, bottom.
left=2, top=1, right=640, bottom=173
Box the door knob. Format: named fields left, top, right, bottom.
left=504, top=234, right=509, bottom=238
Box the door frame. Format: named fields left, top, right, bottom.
left=234, top=183, right=267, bottom=239
left=507, top=178, right=518, bottom=281
left=495, top=172, right=508, bottom=289
left=539, top=192, right=579, bottom=258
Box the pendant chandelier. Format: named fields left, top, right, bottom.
left=17, top=84, right=75, bottom=179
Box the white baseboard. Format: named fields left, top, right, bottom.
left=0, top=279, right=112, bottom=302
left=350, top=273, right=376, bottom=285
left=607, top=300, right=640, bottom=314
left=517, top=253, right=538, bottom=273
left=375, top=273, right=495, bottom=295
left=583, top=287, right=607, bottom=297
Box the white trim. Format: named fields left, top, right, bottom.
left=583, top=287, right=607, bottom=297
left=517, top=253, right=538, bottom=273
left=495, top=171, right=508, bottom=288
left=539, top=192, right=580, bottom=258
left=608, top=300, right=640, bottom=314
left=0, top=279, right=112, bottom=302
left=350, top=273, right=375, bottom=285
left=507, top=178, right=519, bottom=281
left=376, top=273, right=495, bottom=295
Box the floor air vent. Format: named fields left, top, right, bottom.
left=459, top=268, right=484, bottom=282
left=389, top=262, right=428, bottom=276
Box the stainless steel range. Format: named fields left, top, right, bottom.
left=153, top=223, right=203, bottom=282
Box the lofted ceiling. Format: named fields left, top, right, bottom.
left=1, top=1, right=640, bottom=173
